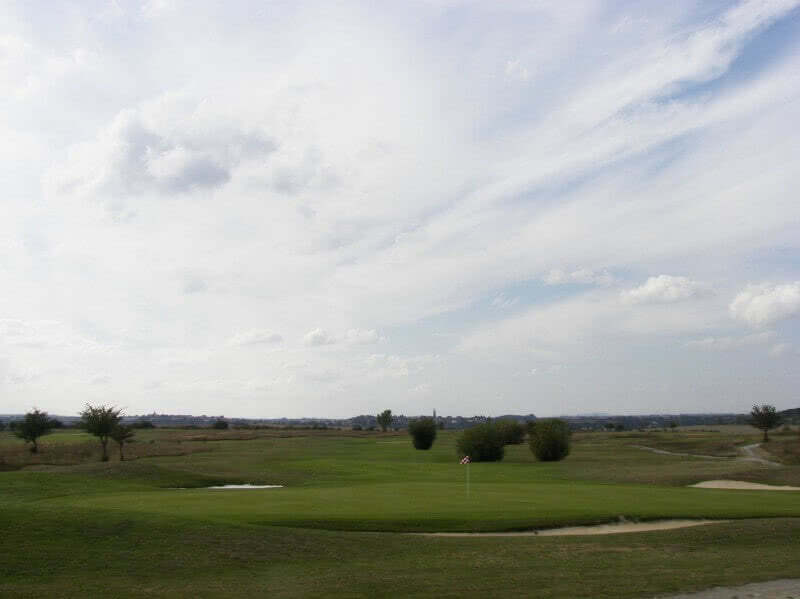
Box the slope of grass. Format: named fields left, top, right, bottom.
left=2, top=506, right=800, bottom=598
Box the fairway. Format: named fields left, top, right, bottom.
left=2, top=427, right=800, bottom=597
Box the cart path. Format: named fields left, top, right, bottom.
left=631, top=443, right=781, bottom=467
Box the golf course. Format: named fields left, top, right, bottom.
left=2, top=425, right=800, bottom=597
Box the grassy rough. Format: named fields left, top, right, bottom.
left=2, top=427, right=800, bottom=597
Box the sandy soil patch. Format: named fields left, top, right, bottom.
left=207, top=484, right=283, bottom=489
left=656, top=578, right=800, bottom=598
left=172, top=484, right=284, bottom=489
left=420, top=520, right=724, bottom=537
left=691, top=480, right=800, bottom=491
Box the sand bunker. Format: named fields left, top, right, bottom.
left=421, top=520, right=724, bottom=537
left=207, top=484, right=283, bottom=489
left=691, top=480, right=800, bottom=491
left=172, top=484, right=284, bottom=490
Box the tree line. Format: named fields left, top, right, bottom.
left=7, top=405, right=135, bottom=461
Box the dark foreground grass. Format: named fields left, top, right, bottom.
left=2, top=506, right=800, bottom=598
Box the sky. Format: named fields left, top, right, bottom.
left=1, top=0, right=800, bottom=419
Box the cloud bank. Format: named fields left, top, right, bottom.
left=1, top=0, right=799, bottom=417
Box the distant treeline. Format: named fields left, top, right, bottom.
left=3, top=410, right=795, bottom=432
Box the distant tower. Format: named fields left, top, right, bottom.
left=433, top=409, right=437, bottom=422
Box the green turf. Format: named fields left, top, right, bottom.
left=2, top=427, right=800, bottom=597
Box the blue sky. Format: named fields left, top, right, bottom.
left=1, top=0, right=799, bottom=418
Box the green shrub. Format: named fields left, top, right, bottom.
left=496, top=419, right=526, bottom=445
left=408, top=418, right=437, bottom=450
left=528, top=419, right=570, bottom=462
left=456, top=422, right=504, bottom=462
left=212, top=419, right=229, bottom=430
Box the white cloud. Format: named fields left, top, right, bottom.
left=45, top=96, right=275, bottom=206
left=346, top=328, right=380, bottom=344
left=0, top=319, right=99, bottom=351
left=505, top=59, right=530, bottom=82
left=491, top=293, right=519, bottom=309
left=303, top=328, right=336, bottom=347
left=729, top=282, right=800, bottom=327
left=1, top=0, right=799, bottom=416
left=770, top=342, right=792, bottom=357
left=621, top=275, right=710, bottom=304
left=685, top=331, right=774, bottom=351
left=228, top=330, right=283, bottom=347
left=543, top=268, right=615, bottom=287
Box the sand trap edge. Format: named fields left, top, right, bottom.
left=417, top=520, right=726, bottom=537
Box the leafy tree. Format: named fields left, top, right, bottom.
left=528, top=419, right=571, bottom=462
left=110, top=425, right=135, bottom=461
left=408, top=417, right=437, bottom=450
left=376, top=409, right=393, bottom=432
left=80, top=404, right=123, bottom=462
left=132, top=419, right=155, bottom=429
left=0, top=420, right=5, bottom=431
left=496, top=419, right=526, bottom=445
left=456, top=422, right=505, bottom=462
left=212, top=418, right=229, bottom=430
left=750, top=404, right=781, bottom=442
left=14, top=409, right=55, bottom=453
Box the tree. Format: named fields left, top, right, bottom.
left=14, top=409, right=54, bottom=453
left=80, top=404, right=123, bottom=461
left=750, top=404, right=781, bottom=442
left=110, top=425, right=135, bottom=461
left=456, top=422, right=505, bottom=462
left=408, top=417, right=437, bottom=450
left=528, top=419, right=571, bottom=462
left=496, top=419, right=526, bottom=445
left=212, top=418, right=229, bottom=430
left=0, top=420, right=5, bottom=431
left=376, top=409, right=393, bottom=432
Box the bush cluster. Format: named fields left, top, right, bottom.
left=456, top=422, right=505, bottom=462
left=408, top=417, right=437, bottom=450
left=496, top=419, right=526, bottom=445
left=528, top=419, right=571, bottom=462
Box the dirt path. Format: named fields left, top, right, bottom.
left=631, top=445, right=724, bottom=460
left=739, top=443, right=782, bottom=467
left=655, top=578, right=800, bottom=598
left=632, top=443, right=781, bottom=467
left=418, top=520, right=724, bottom=537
